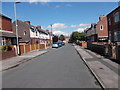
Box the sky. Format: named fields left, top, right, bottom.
left=1, top=1, right=119, bottom=36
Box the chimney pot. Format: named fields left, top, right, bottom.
left=24, top=21, right=30, bottom=25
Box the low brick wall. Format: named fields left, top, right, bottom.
left=91, top=44, right=105, bottom=55
left=82, top=43, right=87, bottom=47
left=0, top=49, right=16, bottom=60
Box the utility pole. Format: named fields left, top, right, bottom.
left=14, top=1, right=21, bottom=55
left=50, top=24, right=53, bottom=44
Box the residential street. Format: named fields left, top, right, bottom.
left=2, top=44, right=100, bottom=88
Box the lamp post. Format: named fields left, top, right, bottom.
left=50, top=24, right=53, bottom=44
left=14, top=1, right=21, bottom=55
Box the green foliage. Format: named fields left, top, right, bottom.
left=0, top=41, right=12, bottom=52
left=70, top=32, right=85, bottom=43
left=59, top=34, right=65, bottom=41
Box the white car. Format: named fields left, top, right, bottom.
left=52, top=43, right=59, bottom=48
left=73, top=43, right=75, bottom=46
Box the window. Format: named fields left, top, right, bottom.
left=24, top=31, right=26, bottom=35
left=109, top=31, right=112, bottom=41
left=36, top=31, right=38, bottom=36
left=114, top=31, right=120, bottom=42
left=100, top=25, right=104, bottom=30
left=114, top=12, right=120, bottom=22
left=108, top=18, right=111, bottom=25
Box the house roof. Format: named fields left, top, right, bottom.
left=0, top=32, right=21, bottom=38
left=0, top=13, right=12, bottom=20
left=13, top=19, right=50, bottom=35
left=107, top=6, right=120, bottom=16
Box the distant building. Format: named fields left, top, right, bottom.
left=0, top=14, right=17, bottom=46
left=85, top=23, right=98, bottom=42
left=97, top=16, right=108, bottom=42
left=107, top=6, right=120, bottom=43
left=12, top=20, right=51, bottom=45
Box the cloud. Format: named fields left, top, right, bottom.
left=71, top=24, right=90, bottom=28
left=75, top=28, right=85, bottom=33
left=47, top=23, right=68, bottom=31
left=71, top=25, right=79, bottom=28
left=65, top=4, right=72, bottom=7
left=79, top=24, right=90, bottom=27
left=26, top=0, right=50, bottom=3
left=53, top=30, right=69, bottom=36
left=55, top=5, right=61, bottom=8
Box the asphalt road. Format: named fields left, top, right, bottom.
left=2, top=43, right=101, bottom=88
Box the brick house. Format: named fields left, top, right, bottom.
left=97, top=16, right=108, bottom=42
left=0, top=14, right=17, bottom=46
left=30, top=25, right=51, bottom=44
left=107, top=6, right=120, bottom=43
left=85, top=23, right=98, bottom=49
left=12, top=20, right=31, bottom=44
left=85, top=23, right=98, bottom=42
left=13, top=20, right=51, bottom=45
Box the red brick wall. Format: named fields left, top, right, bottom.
left=1, top=49, right=16, bottom=60
left=107, top=7, right=120, bottom=42
left=2, top=17, right=12, bottom=31
left=97, top=17, right=108, bottom=38
left=12, top=20, right=31, bottom=44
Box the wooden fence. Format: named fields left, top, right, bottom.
left=19, top=44, right=46, bottom=55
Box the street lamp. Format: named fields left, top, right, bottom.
left=50, top=24, right=53, bottom=44
left=14, top=1, right=21, bottom=55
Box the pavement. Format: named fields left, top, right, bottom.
left=0, top=50, right=48, bottom=71
left=2, top=44, right=101, bottom=88
left=74, top=45, right=120, bottom=88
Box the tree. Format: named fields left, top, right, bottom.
left=53, top=35, right=59, bottom=42
left=59, top=34, right=65, bottom=41
left=70, top=32, right=85, bottom=43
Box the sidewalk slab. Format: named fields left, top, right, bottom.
left=74, top=45, right=119, bottom=88
left=0, top=50, right=48, bottom=71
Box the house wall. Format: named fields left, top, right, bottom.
left=107, top=6, right=120, bottom=42
left=30, top=28, right=50, bottom=44
left=12, top=20, right=31, bottom=44
left=1, top=16, right=12, bottom=31
left=97, top=16, right=108, bottom=38
left=0, top=16, right=2, bottom=30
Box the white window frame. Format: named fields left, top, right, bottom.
left=23, top=31, right=26, bottom=35
left=100, top=25, right=104, bottom=30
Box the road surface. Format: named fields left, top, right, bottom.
left=2, top=43, right=101, bottom=88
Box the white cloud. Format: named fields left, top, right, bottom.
left=26, top=0, right=50, bottom=3
left=71, top=25, right=79, bottom=28
left=47, top=23, right=68, bottom=31
left=71, top=24, right=90, bottom=28
left=79, top=24, right=90, bottom=27
left=55, top=5, right=61, bottom=8
left=65, top=4, right=72, bottom=7
left=75, top=28, right=85, bottom=33
left=53, top=30, right=69, bottom=36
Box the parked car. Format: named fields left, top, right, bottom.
left=52, top=42, right=59, bottom=48
left=62, top=42, right=65, bottom=45
left=73, top=43, right=75, bottom=46
left=58, top=42, right=63, bottom=47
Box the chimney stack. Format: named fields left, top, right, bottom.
left=37, top=25, right=41, bottom=29
left=24, top=21, right=30, bottom=25
left=99, top=16, right=105, bottom=21
left=46, top=30, right=49, bottom=32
